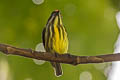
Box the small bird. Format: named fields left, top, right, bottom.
left=42, top=10, right=68, bottom=77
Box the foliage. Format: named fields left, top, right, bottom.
left=0, top=0, right=118, bottom=80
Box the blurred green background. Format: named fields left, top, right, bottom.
left=0, top=0, right=119, bottom=80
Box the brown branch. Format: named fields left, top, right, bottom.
left=0, top=43, right=119, bottom=65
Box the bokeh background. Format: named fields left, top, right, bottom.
left=0, top=0, right=119, bottom=80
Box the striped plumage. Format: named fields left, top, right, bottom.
left=42, top=10, right=68, bottom=77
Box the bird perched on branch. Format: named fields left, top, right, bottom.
left=42, top=10, right=68, bottom=77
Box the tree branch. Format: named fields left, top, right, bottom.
left=0, top=43, right=119, bottom=65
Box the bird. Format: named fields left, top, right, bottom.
left=42, top=10, right=68, bottom=77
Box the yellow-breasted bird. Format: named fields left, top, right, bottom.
left=42, top=10, right=68, bottom=77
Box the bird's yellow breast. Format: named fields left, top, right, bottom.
left=52, top=25, right=68, bottom=54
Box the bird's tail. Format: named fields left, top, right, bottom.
left=51, top=62, right=63, bottom=77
